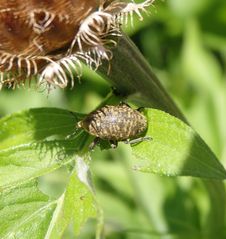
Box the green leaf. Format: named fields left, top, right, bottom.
left=0, top=108, right=90, bottom=190
left=0, top=108, right=100, bottom=238
left=0, top=107, right=78, bottom=148
left=42, top=157, right=98, bottom=238
left=131, top=109, right=226, bottom=179
left=0, top=158, right=98, bottom=239
left=72, top=157, right=98, bottom=235
left=0, top=180, right=57, bottom=239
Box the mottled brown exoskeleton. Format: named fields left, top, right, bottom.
left=77, top=103, right=150, bottom=150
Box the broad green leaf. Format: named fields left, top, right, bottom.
left=0, top=107, right=79, bottom=149
left=0, top=108, right=90, bottom=190
left=131, top=109, right=226, bottom=179
left=0, top=180, right=57, bottom=239
left=72, top=157, right=98, bottom=235
left=0, top=159, right=98, bottom=239
left=42, top=156, right=98, bottom=238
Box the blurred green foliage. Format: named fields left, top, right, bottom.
left=0, top=0, right=226, bottom=238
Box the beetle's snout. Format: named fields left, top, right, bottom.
left=77, top=118, right=91, bottom=131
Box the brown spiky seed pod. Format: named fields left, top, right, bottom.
left=0, top=0, right=98, bottom=88
left=78, top=104, right=147, bottom=141
left=0, top=0, right=155, bottom=90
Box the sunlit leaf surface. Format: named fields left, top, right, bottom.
left=132, top=109, right=226, bottom=179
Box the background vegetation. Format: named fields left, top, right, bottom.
left=0, top=0, right=226, bottom=238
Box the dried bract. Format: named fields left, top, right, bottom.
left=0, top=0, right=155, bottom=90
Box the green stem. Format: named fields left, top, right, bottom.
left=98, top=33, right=187, bottom=123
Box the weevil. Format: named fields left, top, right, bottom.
left=77, top=103, right=151, bottom=150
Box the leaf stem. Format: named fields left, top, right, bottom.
left=98, top=33, right=188, bottom=123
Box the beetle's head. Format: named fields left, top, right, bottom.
left=77, top=115, right=92, bottom=132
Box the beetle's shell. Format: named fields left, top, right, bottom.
left=78, top=104, right=147, bottom=141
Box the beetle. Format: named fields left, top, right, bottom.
left=77, top=103, right=150, bottom=150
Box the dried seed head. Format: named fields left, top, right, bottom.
left=0, top=0, right=97, bottom=88
left=0, top=0, right=155, bottom=90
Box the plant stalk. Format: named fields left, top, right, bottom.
left=98, top=33, right=187, bottom=123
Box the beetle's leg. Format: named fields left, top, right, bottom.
left=119, top=101, right=130, bottom=107
left=137, top=107, right=145, bottom=112
left=124, top=136, right=152, bottom=145
left=89, top=137, right=100, bottom=151
left=109, top=140, right=118, bottom=148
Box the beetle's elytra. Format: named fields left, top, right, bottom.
left=77, top=103, right=150, bottom=149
